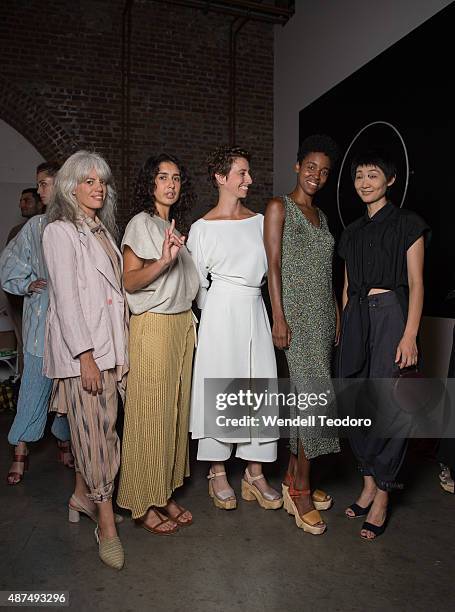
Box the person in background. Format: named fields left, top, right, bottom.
left=36, top=162, right=60, bottom=212
left=1, top=162, right=73, bottom=486
left=7, top=188, right=43, bottom=243
left=4, top=187, right=44, bottom=374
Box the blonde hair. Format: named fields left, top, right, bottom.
left=46, top=150, right=118, bottom=239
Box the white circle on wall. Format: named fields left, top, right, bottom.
left=336, top=121, right=409, bottom=228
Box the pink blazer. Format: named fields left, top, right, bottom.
left=42, top=220, right=126, bottom=379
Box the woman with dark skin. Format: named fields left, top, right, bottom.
left=264, top=135, right=340, bottom=534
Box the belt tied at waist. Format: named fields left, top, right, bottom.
left=209, top=279, right=262, bottom=296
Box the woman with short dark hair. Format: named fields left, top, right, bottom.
left=338, top=149, right=430, bottom=539
left=188, top=146, right=282, bottom=512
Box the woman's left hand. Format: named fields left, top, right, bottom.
left=395, top=334, right=418, bottom=368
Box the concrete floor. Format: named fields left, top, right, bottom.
left=0, top=411, right=454, bottom=612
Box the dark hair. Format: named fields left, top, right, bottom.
left=130, top=153, right=195, bottom=234
left=297, top=134, right=340, bottom=166
left=36, top=161, right=61, bottom=177
left=21, top=187, right=40, bottom=205
left=207, top=146, right=251, bottom=188
left=350, top=150, right=397, bottom=182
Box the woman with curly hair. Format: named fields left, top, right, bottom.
left=117, top=153, right=199, bottom=534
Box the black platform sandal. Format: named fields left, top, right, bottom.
left=360, top=517, right=388, bottom=540
left=345, top=502, right=372, bottom=519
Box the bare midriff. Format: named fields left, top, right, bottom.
left=368, top=288, right=391, bottom=295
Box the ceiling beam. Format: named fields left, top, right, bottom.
left=148, top=0, right=294, bottom=24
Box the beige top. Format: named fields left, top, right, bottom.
left=122, top=212, right=199, bottom=315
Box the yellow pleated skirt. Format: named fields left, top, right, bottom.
left=117, top=310, right=195, bottom=518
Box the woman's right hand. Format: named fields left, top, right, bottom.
left=272, top=317, right=291, bottom=349
left=79, top=351, right=103, bottom=395
left=160, top=219, right=185, bottom=267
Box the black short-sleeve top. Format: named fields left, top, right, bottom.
left=338, top=202, right=430, bottom=297
left=337, top=202, right=430, bottom=378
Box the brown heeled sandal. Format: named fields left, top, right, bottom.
left=7, top=453, right=29, bottom=485
left=282, top=473, right=332, bottom=511
left=286, top=483, right=327, bottom=535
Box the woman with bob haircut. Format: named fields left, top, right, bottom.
left=338, top=149, right=429, bottom=540
left=117, top=153, right=199, bottom=534
left=264, top=134, right=341, bottom=535
left=43, top=150, right=128, bottom=569
left=187, top=145, right=282, bottom=512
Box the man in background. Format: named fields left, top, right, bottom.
left=7, top=188, right=43, bottom=244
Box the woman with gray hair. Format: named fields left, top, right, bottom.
left=43, top=150, right=128, bottom=570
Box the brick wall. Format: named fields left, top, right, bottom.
left=0, top=0, right=274, bottom=227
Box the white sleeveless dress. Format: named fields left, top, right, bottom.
left=187, top=214, right=278, bottom=454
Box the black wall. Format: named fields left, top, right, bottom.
left=299, top=2, right=455, bottom=317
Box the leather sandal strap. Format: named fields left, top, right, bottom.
left=246, top=470, right=265, bottom=483
left=163, top=504, right=190, bottom=522
left=312, top=489, right=329, bottom=502
left=289, top=485, right=311, bottom=497
left=70, top=495, right=93, bottom=515
left=150, top=507, right=175, bottom=527
left=207, top=470, right=226, bottom=479
left=301, top=509, right=324, bottom=526
left=12, top=454, right=28, bottom=463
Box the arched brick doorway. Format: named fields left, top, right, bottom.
left=0, top=75, right=80, bottom=161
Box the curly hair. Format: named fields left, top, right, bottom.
left=297, top=134, right=340, bottom=167
left=46, top=150, right=118, bottom=239
left=207, top=145, right=251, bottom=188
left=129, top=153, right=195, bottom=234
